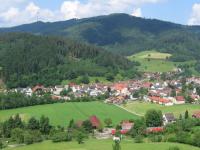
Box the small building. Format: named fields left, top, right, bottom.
left=163, top=113, right=176, bottom=125
left=32, top=85, right=45, bottom=94
left=175, top=96, right=185, bottom=104
left=89, top=115, right=101, bottom=129
left=121, top=121, right=134, bottom=131
left=146, top=127, right=164, bottom=134
left=192, top=111, right=200, bottom=119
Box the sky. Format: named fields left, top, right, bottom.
left=0, top=0, right=200, bottom=27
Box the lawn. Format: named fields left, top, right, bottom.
left=7, top=139, right=200, bottom=150
left=123, top=101, right=200, bottom=117
left=0, top=102, right=138, bottom=126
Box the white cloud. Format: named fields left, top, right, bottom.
left=188, top=3, right=200, bottom=25
left=0, top=0, right=163, bottom=27
left=0, top=8, right=19, bottom=21
left=131, top=8, right=142, bottom=17
left=25, top=2, right=39, bottom=17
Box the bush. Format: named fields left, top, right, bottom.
left=24, top=130, right=43, bottom=145
left=11, top=128, right=24, bottom=144
left=24, top=133, right=33, bottom=145
left=168, top=146, right=180, bottom=150
left=51, top=132, right=67, bottom=143
left=166, top=135, right=177, bottom=143
left=176, top=131, right=192, bottom=144
left=149, top=134, right=162, bottom=142
left=192, top=131, right=200, bottom=147
left=134, top=135, right=143, bottom=143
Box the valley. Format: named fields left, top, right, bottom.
left=0, top=13, right=200, bottom=150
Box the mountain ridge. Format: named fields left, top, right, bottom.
left=1, top=13, right=200, bottom=60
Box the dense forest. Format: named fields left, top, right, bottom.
left=0, top=33, right=138, bottom=88
left=1, top=13, right=200, bottom=61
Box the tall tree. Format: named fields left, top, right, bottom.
left=145, top=109, right=163, bottom=127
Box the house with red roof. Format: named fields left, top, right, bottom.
left=149, top=96, right=173, bottom=106
left=89, top=115, right=101, bottom=129
left=32, top=84, right=45, bottom=94
left=146, top=127, right=164, bottom=134
left=175, top=96, right=185, bottom=104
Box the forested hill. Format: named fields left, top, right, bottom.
left=1, top=13, right=200, bottom=61
left=0, top=33, right=137, bottom=88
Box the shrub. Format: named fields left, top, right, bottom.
left=192, top=130, right=200, bottom=147
left=134, top=135, right=143, bottom=143
left=51, top=132, right=67, bottom=143
left=24, top=130, right=43, bottom=145
left=24, top=133, right=33, bottom=145
left=149, top=134, right=162, bottom=142
left=11, top=128, right=24, bottom=144
left=166, top=135, right=177, bottom=143
left=168, top=146, right=180, bottom=150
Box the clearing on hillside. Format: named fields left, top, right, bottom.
left=123, top=101, right=200, bottom=117
left=127, top=50, right=198, bottom=73
left=130, top=50, right=172, bottom=60
left=0, top=102, right=138, bottom=126
left=128, top=51, right=175, bottom=72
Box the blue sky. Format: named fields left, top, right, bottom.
left=0, top=0, right=200, bottom=27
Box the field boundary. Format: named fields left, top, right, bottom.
left=114, top=104, right=143, bottom=117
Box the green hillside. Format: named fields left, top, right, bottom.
left=7, top=139, right=200, bottom=150
left=0, top=33, right=137, bottom=88
left=1, top=13, right=200, bottom=62
left=0, top=102, right=138, bottom=126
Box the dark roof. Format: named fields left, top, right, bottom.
left=164, top=113, right=176, bottom=121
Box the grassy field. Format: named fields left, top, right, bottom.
left=127, top=50, right=198, bottom=73
left=131, top=51, right=172, bottom=60
left=123, top=101, right=200, bottom=117
left=128, top=51, right=176, bottom=72
left=0, top=102, right=138, bottom=126
left=7, top=139, right=200, bottom=150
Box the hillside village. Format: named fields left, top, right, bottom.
left=3, top=72, right=200, bottom=128
left=9, top=72, right=200, bottom=106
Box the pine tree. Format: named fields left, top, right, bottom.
left=184, top=110, right=189, bottom=119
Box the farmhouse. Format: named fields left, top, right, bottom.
left=121, top=121, right=134, bottom=134
left=163, top=113, right=176, bottom=125
left=175, top=96, right=185, bottom=104
left=89, top=115, right=101, bottom=129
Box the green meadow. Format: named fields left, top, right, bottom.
left=0, top=102, right=138, bottom=126
left=128, top=50, right=198, bottom=73
left=123, top=101, right=200, bottom=117
left=6, top=139, right=200, bottom=150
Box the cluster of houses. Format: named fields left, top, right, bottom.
left=75, top=110, right=200, bottom=140
left=7, top=75, right=200, bottom=106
